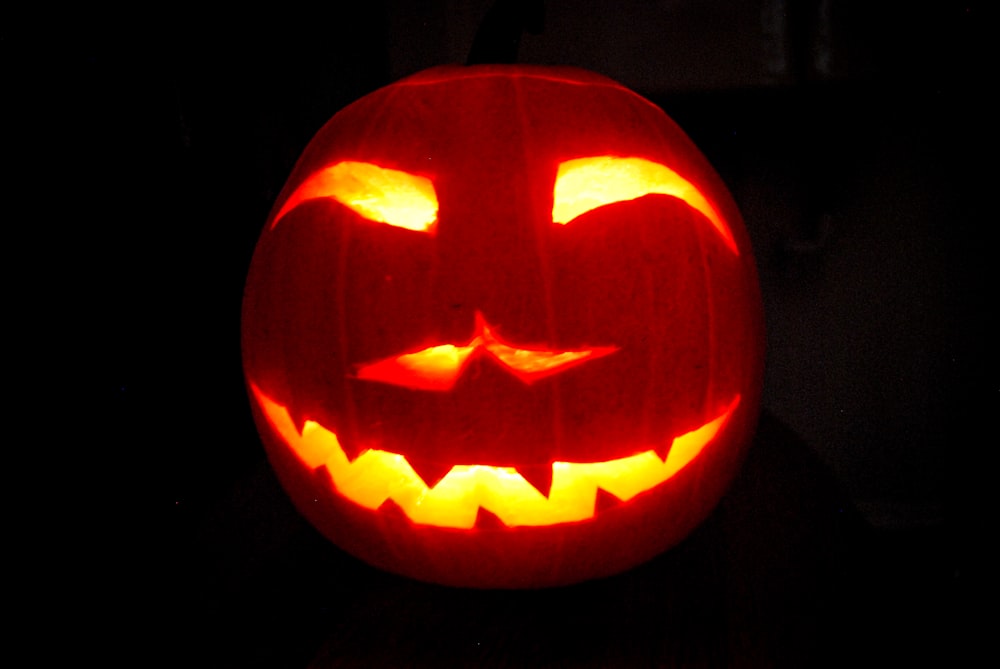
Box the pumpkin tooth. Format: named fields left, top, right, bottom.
left=651, top=437, right=673, bottom=463
left=407, top=458, right=459, bottom=490
left=473, top=507, right=507, bottom=530
left=335, top=433, right=368, bottom=463
left=515, top=463, right=555, bottom=499
left=593, top=487, right=624, bottom=516
left=375, top=498, right=410, bottom=522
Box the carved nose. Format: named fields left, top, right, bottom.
left=353, top=311, right=618, bottom=391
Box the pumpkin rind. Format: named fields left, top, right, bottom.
left=242, top=64, right=765, bottom=588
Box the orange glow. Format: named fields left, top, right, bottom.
left=552, top=156, right=737, bottom=254
left=356, top=343, right=478, bottom=392
left=251, top=383, right=740, bottom=529
left=272, top=161, right=438, bottom=232
left=355, top=312, right=618, bottom=391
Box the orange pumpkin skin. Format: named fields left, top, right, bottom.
left=242, top=65, right=765, bottom=588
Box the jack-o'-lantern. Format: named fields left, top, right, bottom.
left=242, top=65, right=764, bottom=588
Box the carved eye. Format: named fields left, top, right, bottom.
left=551, top=156, right=736, bottom=253
left=272, top=161, right=438, bottom=233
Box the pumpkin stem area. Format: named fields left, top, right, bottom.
left=466, top=0, right=545, bottom=65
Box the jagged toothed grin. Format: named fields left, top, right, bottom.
left=251, top=383, right=739, bottom=529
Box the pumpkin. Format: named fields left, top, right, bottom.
left=242, top=64, right=764, bottom=588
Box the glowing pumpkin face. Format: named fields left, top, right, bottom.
left=242, top=65, right=764, bottom=588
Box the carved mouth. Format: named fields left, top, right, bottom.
left=251, top=383, right=739, bottom=529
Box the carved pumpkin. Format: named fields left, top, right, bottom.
left=242, top=65, right=764, bottom=588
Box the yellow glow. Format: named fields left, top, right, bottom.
left=272, top=161, right=438, bottom=232
left=552, top=156, right=737, bottom=254
left=251, top=383, right=739, bottom=529
left=354, top=312, right=618, bottom=390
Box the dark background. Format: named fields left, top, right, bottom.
left=39, top=0, right=989, bottom=665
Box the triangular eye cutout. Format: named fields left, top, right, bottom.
left=551, top=156, right=737, bottom=254
left=271, top=161, right=438, bottom=233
